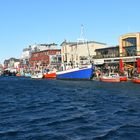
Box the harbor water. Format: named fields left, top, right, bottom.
left=0, top=77, right=140, bottom=140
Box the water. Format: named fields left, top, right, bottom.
left=0, top=77, right=140, bottom=140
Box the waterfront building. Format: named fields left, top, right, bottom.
left=93, top=46, right=120, bottom=74
left=93, top=32, right=140, bottom=76
left=60, top=40, right=107, bottom=69
left=119, top=32, right=140, bottom=57
left=29, top=49, right=61, bottom=70
left=20, top=43, right=57, bottom=67
left=95, top=46, right=119, bottom=59
left=3, top=58, right=20, bottom=74
left=4, top=58, right=20, bottom=69
left=20, top=45, right=33, bottom=68
left=119, top=33, right=140, bottom=74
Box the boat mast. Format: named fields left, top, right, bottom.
left=77, top=25, right=91, bottom=65
left=77, top=24, right=86, bottom=43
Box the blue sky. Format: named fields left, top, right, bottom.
left=0, top=0, right=140, bottom=63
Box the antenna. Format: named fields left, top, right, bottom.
left=77, top=24, right=87, bottom=43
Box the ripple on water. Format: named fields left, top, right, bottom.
left=0, top=77, right=140, bottom=139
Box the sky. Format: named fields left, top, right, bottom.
left=0, top=0, right=140, bottom=64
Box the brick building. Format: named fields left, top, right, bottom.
left=29, top=49, right=61, bottom=69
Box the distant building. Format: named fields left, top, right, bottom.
left=4, top=58, right=20, bottom=69
left=21, top=46, right=32, bottom=60
left=0, top=64, right=3, bottom=74
left=20, top=45, right=32, bottom=68
left=20, top=43, right=58, bottom=68
left=29, top=49, right=61, bottom=69
left=32, top=43, right=57, bottom=52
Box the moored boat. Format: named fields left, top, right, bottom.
left=56, top=25, right=95, bottom=80
left=120, top=76, right=127, bottom=81
left=100, top=73, right=120, bottom=82
left=56, top=65, right=94, bottom=80
left=24, top=73, right=31, bottom=77
left=132, top=77, right=140, bottom=84
left=31, top=72, right=43, bottom=79
left=16, top=73, right=21, bottom=77
left=43, top=71, right=56, bottom=78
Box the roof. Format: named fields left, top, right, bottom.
left=4, top=58, right=20, bottom=63
left=32, top=49, right=61, bottom=54
left=60, top=40, right=77, bottom=46
left=95, top=46, right=119, bottom=51
left=60, top=40, right=106, bottom=46
left=39, top=43, right=57, bottom=46
left=23, top=48, right=32, bottom=51
left=86, top=41, right=106, bottom=45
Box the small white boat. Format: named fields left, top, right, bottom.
left=31, top=72, right=43, bottom=79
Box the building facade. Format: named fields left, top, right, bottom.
left=20, top=43, right=58, bottom=68
left=60, top=40, right=107, bottom=68
left=29, top=49, right=61, bottom=70
left=119, top=32, right=140, bottom=57
left=33, top=43, right=57, bottom=52
left=20, top=46, right=32, bottom=68
left=3, top=58, right=20, bottom=74
left=119, top=33, right=140, bottom=73
left=95, top=46, right=119, bottom=59
left=92, top=32, right=140, bottom=75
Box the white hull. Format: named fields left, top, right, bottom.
left=31, top=73, right=43, bottom=79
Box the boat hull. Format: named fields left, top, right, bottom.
left=56, top=65, right=94, bottom=80
left=31, top=73, right=43, bottom=79
left=100, top=73, right=127, bottom=82
left=100, top=77, right=120, bottom=82
left=132, top=77, right=140, bottom=84
left=43, top=72, right=56, bottom=78
left=120, top=76, right=127, bottom=81
left=16, top=73, right=21, bottom=77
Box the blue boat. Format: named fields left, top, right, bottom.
left=56, top=64, right=94, bottom=80
left=57, top=25, right=95, bottom=80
